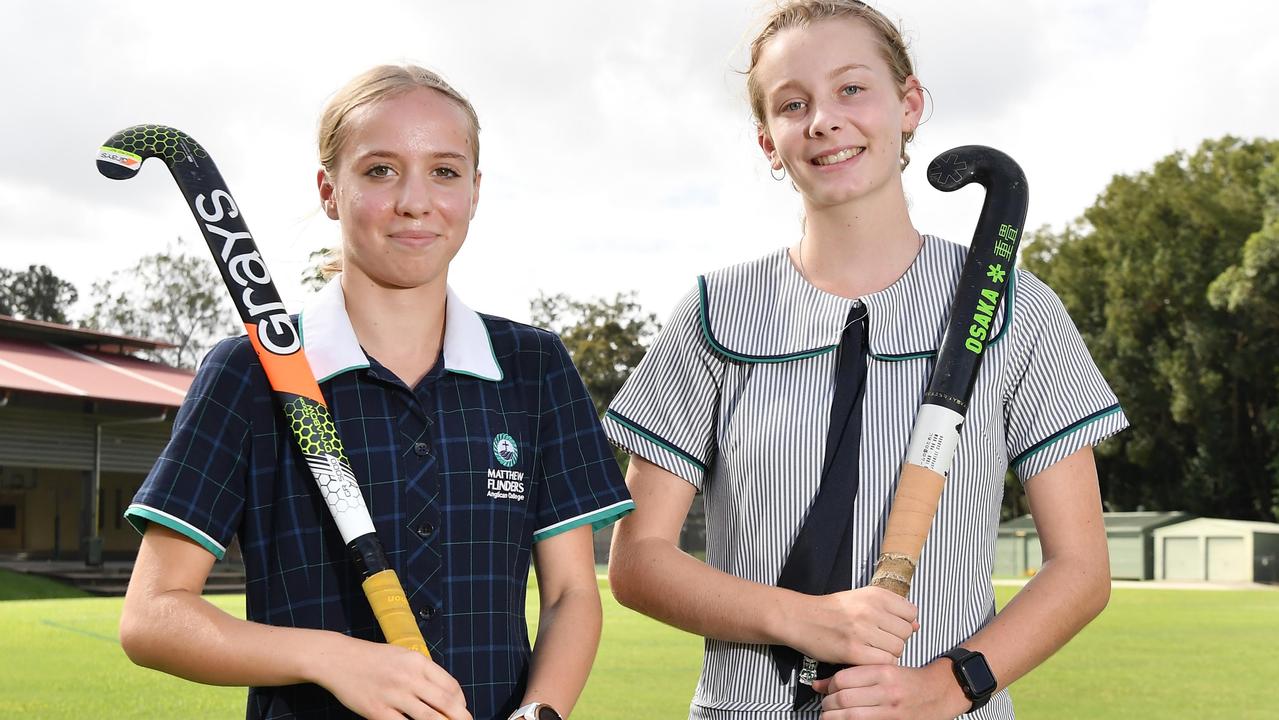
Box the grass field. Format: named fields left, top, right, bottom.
left=0, top=568, right=91, bottom=601
left=0, top=571, right=1275, bottom=718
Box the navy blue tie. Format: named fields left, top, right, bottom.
left=770, top=307, right=868, bottom=708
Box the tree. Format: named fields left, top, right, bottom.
left=1206, top=158, right=1279, bottom=517
left=1023, top=137, right=1279, bottom=520
left=301, top=247, right=334, bottom=292
left=84, top=240, right=239, bottom=369
left=530, top=291, right=661, bottom=418
left=0, top=264, right=78, bottom=324
left=531, top=291, right=665, bottom=562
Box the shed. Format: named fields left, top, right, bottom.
left=995, top=511, right=1191, bottom=580
left=1153, top=517, right=1279, bottom=584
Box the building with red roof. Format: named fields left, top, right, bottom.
left=0, top=315, right=194, bottom=563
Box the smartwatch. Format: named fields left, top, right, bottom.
left=509, top=702, right=563, bottom=720
left=941, top=647, right=997, bottom=713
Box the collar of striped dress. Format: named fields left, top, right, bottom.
left=695, top=237, right=1015, bottom=364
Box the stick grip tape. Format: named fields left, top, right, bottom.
left=869, top=463, right=946, bottom=597
left=362, top=569, right=430, bottom=657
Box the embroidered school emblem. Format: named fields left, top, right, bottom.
left=492, top=433, right=519, bottom=468
left=487, top=433, right=526, bottom=502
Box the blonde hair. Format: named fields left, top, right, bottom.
left=317, top=64, right=480, bottom=279
left=318, top=64, right=480, bottom=172
left=746, top=0, right=919, bottom=168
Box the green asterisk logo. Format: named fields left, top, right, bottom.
left=986, top=263, right=1007, bottom=283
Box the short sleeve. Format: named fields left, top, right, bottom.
left=1004, top=272, right=1129, bottom=482
left=124, top=337, right=254, bottom=559
left=531, top=334, right=633, bottom=543
left=602, top=288, right=722, bottom=490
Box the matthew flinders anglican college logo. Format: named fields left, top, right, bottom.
left=487, top=433, right=525, bottom=501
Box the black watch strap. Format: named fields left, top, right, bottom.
left=942, top=647, right=997, bottom=713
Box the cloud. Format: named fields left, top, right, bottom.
left=1, top=0, right=1276, bottom=331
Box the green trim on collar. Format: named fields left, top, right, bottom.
left=697, top=276, right=838, bottom=364
left=872, top=349, right=938, bottom=362
left=532, top=500, right=636, bottom=542
left=299, top=307, right=371, bottom=382
left=444, top=314, right=504, bottom=382
left=301, top=279, right=503, bottom=384
left=124, top=504, right=226, bottom=559
left=695, top=245, right=1020, bottom=365
left=605, top=409, right=706, bottom=471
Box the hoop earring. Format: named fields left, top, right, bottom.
left=770, top=165, right=786, bottom=181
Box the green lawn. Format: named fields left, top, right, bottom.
left=0, top=577, right=1275, bottom=718
left=0, top=568, right=91, bottom=601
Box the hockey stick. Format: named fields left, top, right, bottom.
left=97, top=124, right=429, bottom=657
left=868, top=145, right=1029, bottom=596
left=796, top=146, right=1027, bottom=687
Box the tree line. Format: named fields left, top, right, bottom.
left=3, top=136, right=1275, bottom=521
left=0, top=241, right=237, bottom=368
left=1021, top=136, right=1278, bottom=522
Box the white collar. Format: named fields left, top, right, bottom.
left=299, top=275, right=503, bottom=383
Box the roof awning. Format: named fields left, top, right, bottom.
left=0, top=337, right=193, bottom=407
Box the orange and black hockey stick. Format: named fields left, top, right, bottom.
left=97, top=125, right=428, bottom=657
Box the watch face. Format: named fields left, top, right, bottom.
left=535, top=707, right=563, bottom=720
left=959, top=656, right=998, bottom=696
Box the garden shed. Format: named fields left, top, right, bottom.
left=995, top=511, right=1191, bottom=580
left=1153, top=517, right=1279, bottom=584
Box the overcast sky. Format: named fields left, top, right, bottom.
left=2, top=0, right=1276, bottom=330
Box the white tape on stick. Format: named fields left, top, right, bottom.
left=904, top=404, right=965, bottom=475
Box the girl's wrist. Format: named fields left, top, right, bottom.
left=296, top=629, right=353, bottom=687
left=764, top=587, right=806, bottom=647
left=922, top=659, right=980, bottom=717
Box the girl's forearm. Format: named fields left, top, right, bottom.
left=944, top=551, right=1110, bottom=692
left=120, top=587, right=343, bottom=687
left=521, top=585, right=603, bottom=717
left=609, top=534, right=795, bottom=646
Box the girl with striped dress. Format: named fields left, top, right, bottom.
left=603, top=2, right=1126, bottom=718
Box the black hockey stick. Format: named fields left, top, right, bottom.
left=869, top=145, right=1029, bottom=595
left=799, top=145, right=1028, bottom=687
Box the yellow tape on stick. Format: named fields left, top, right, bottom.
left=362, top=569, right=430, bottom=656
